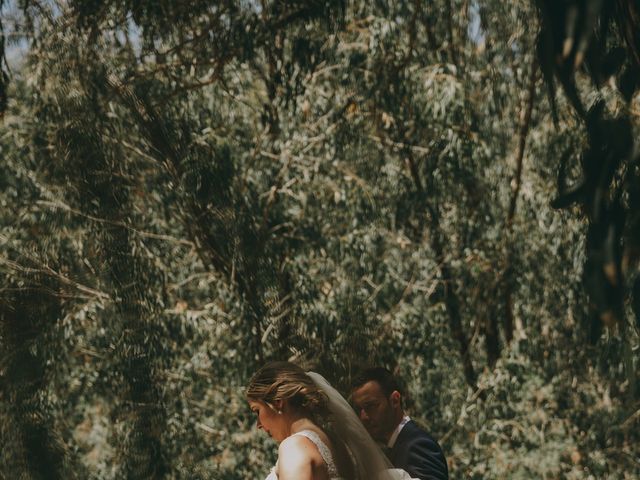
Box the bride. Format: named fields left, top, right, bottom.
left=246, top=361, right=416, bottom=480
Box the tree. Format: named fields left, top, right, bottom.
left=0, top=0, right=638, bottom=478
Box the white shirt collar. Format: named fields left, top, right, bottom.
left=387, top=415, right=411, bottom=448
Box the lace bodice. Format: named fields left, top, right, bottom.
left=264, top=429, right=341, bottom=480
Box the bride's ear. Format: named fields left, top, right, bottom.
left=273, top=399, right=284, bottom=413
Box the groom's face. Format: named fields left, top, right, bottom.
left=351, top=380, right=399, bottom=443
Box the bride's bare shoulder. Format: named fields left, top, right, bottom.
left=279, top=433, right=320, bottom=457
left=278, top=434, right=323, bottom=472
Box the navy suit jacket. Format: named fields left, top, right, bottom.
left=389, top=420, right=448, bottom=480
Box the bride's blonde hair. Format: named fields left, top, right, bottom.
left=246, top=361, right=330, bottom=418
left=248, top=362, right=358, bottom=479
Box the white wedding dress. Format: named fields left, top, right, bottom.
left=265, top=429, right=341, bottom=480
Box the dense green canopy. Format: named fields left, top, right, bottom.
left=0, top=0, right=638, bottom=478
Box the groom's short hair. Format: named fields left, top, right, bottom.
left=351, top=367, right=405, bottom=399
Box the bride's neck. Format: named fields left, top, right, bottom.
left=288, top=415, right=317, bottom=436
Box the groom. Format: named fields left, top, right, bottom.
left=351, top=367, right=448, bottom=480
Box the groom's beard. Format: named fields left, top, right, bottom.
left=364, top=422, right=390, bottom=443
left=365, top=410, right=397, bottom=443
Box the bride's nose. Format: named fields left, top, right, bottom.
left=256, top=418, right=263, bottom=430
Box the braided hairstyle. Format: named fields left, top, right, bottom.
left=246, top=361, right=330, bottom=420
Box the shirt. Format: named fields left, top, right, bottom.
left=388, top=415, right=411, bottom=449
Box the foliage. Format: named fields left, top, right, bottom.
left=0, top=0, right=638, bottom=478
left=535, top=0, right=640, bottom=394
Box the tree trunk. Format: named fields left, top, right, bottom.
left=502, top=61, right=537, bottom=346
left=0, top=275, right=68, bottom=479
left=406, top=152, right=478, bottom=391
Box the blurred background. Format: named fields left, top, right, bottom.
left=0, top=0, right=639, bottom=478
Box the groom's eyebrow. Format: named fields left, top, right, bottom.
left=354, top=399, right=374, bottom=409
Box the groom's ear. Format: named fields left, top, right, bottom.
left=389, top=390, right=401, bottom=409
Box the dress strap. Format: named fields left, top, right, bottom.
left=293, top=430, right=339, bottom=477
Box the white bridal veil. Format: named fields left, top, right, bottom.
left=307, top=372, right=414, bottom=480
